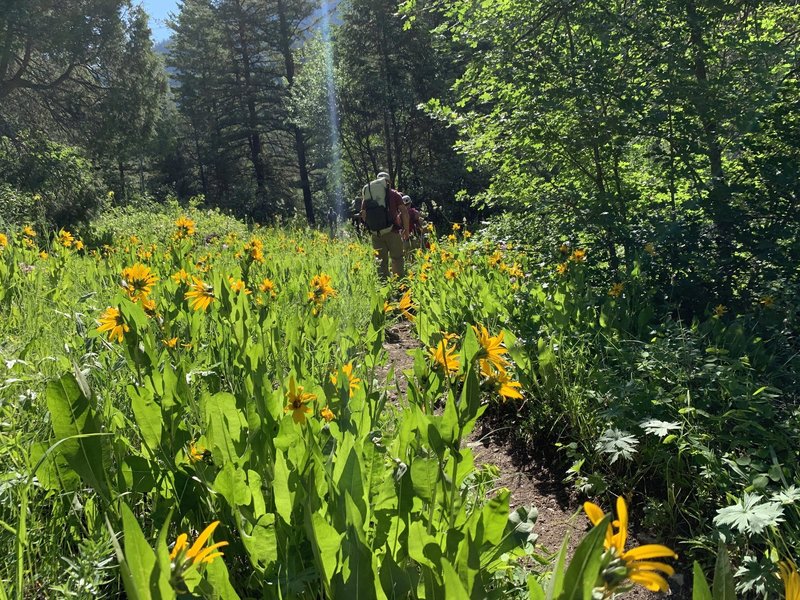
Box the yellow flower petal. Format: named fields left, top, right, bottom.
left=192, top=541, right=229, bottom=565
left=170, top=533, right=188, bottom=560
left=613, top=495, right=628, bottom=554
left=623, top=544, right=678, bottom=561
left=583, top=502, right=605, bottom=526
left=629, top=561, right=676, bottom=577
left=628, top=571, right=670, bottom=592
left=186, top=521, right=220, bottom=559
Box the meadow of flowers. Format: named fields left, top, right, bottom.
left=0, top=206, right=797, bottom=598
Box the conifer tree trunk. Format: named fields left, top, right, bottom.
left=276, top=0, right=315, bottom=225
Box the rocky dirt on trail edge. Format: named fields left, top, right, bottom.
left=381, top=323, right=682, bottom=599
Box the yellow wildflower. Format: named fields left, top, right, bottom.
left=22, top=225, right=36, bottom=238
left=321, top=406, right=335, bottom=422
left=0, top=233, right=7, bottom=248
left=74, top=240, right=84, bottom=251
left=58, top=229, right=74, bottom=247
left=308, top=273, right=336, bottom=315
left=713, top=304, right=727, bottom=318
left=447, top=234, right=457, bottom=243
left=185, top=277, right=215, bottom=311
left=779, top=560, right=800, bottom=600
left=463, top=230, right=472, bottom=239
left=506, top=263, right=523, bottom=278
left=39, top=251, right=48, bottom=260
left=444, top=268, right=457, bottom=280
left=284, top=376, right=316, bottom=425
left=396, top=289, right=416, bottom=322
left=452, top=223, right=461, bottom=231
left=163, top=337, right=179, bottom=348
left=121, top=263, right=158, bottom=299
left=609, top=283, right=624, bottom=298
left=228, top=277, right=251, bottom=295
left=188, top=441, right=205, bottom=463
left=479, top=361, right=522, bottom=401
left=569, top=248, right=587, bottom=263
left=473, top=325, right=509, bottom=371
left=259, top=277, right=277, bottom=298
left=170, top=521, right=228, bottom=570
left=96, top=307, right=129, bottom=343
left=242, top=238, right=264, bottom=263
left=330, top=363, right=361, bottom=397
left=172, top=269, right=191, bottom=285
left=174, top=216, right=196, bottom=239
left=556, top=262, right=568, bottom=275
left=142, top=297, right=157, bottom=317
left=583, top=497, right=677, bottom=593
left=429, top=339, right=460, bottom=374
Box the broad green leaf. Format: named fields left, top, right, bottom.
left=239, top=514, right=277, bottom=571
left=712, top=542, right=735, bottom=600
left=127, top=384, right=162, bottom=451
left=199, top=556, right=240, bottom=600
left=410, top=457, right=439, bottom=503
left=528, top=576, right=546, bottom=600
left=441, top=558, right=470, bottom=600
left=45, top=373, right=107, bottom=494
left=692, top=562, right=712, bottom=600
left=273, top=450, right=293, bottom=525
left=561, top=515, right=609, bottom=600
left=214, top=463, right=251, bottom=508
left=545, top=534, right=570, bottom=598
left=121, top=504, right=156, bottom=600
left=308, top=511, right=343, bottom=585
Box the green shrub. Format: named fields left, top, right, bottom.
left=0, top=134, right=107, bottom=229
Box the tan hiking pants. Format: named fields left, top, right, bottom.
left=371, top=229, right=405, bottom=279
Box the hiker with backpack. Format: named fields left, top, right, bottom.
left=360, top=171, right=410, bottom=279
left=400, top=194, right=425, bottom=252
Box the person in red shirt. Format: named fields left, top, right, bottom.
left=360, top=172, right=410, bottom=278
left=400, top=194, right=425, bottom=251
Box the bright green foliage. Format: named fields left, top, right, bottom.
left=414, top=0, right=800, bottom=303
left=406, top=224, right=799, bottom=597
left=0, top=208, right=562, bottom=598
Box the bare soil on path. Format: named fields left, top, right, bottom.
left=381, top=323, right=681, bottom=599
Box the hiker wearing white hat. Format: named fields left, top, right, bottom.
left=360, top=171, right=410, bottom=279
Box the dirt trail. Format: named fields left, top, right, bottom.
left=381, top=324, right=677, bottom=599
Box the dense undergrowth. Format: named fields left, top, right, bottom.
left=409, top=216, right=800, bottom=597
left=0, top=204, right=798, bottom=598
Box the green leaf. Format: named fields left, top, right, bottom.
left=45, top=373, right=107, bottom=494
left=214, top=463, right=251, bottom=508
left=273, top=450, right=293, bottom=525
left=441, top=559, right=470, bottom=600
left=199, top=556, right=240, bottom=600
left=692, top=562, right=712, bottom=600
left=410, top=457, right=439, bottom=503
left=121, top=504, right=156, bottom=600
left=308, top=511, right=343, bottom=586
left=712, top=542, right=735, bottom=600
left=528, top=576, right=545, bottom=600
left=127, top=384, right=162, bottom=451
left=713, top=493, right=784, bottom=534
left=560, top=515, right=609, bottom=600
left=545, top=534, right=569, bottom=599
left=239, top=514, right=277, bottom=571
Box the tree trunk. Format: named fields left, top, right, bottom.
left=685, top=0, right=734, bottom=295
left=277, top=0, right=315, bottom=225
